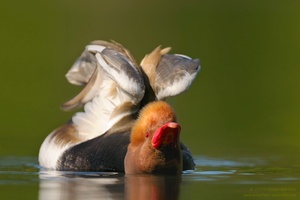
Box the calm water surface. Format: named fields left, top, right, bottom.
left=0, top=156, right=299, bottom=200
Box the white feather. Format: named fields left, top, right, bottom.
left=95, top=53, right=143, bottom=101
left=86, top=44, right=106, bottom=53
left=156, top=72, right=197, bottom=100
left=71, top=79, right=115, bottom=138
left=38, top=130, right=79, bottom=169
left=174, top=54, right=192, bottom=60
left=71, top=74, right=138, bottom=138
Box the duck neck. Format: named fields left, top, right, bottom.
left=140, top=69, right=157, bottom=108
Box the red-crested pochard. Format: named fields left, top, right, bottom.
left=39, top=41, right=200, bottom=172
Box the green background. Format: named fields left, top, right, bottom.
left=1, top=0, right=299, bottom=160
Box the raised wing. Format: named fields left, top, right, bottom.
left=140, top=47, right=200, bottom=100
left=62, top=41, right=145, bottom=139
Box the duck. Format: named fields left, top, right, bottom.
left=39, top=40, right=200, bottom=173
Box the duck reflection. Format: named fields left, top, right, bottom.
left=39, top=171, right=124, bottom=200
left=39, top=171, right=181, bottom=200
left=125, top=175, right=181, bottom=200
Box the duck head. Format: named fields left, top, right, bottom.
left=125, top=101, right=182, bottom=174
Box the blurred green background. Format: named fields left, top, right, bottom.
left=1, top=0, right=299, bottom=159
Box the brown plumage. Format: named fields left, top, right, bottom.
left=125, top=101, right=182, bottom=174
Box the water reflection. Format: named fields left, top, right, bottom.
left=39, top=171, right=181, bottom=200
left=1, top=156, right=299, bottom=199
left=125, top=175, right=181, bottom=200
left=39, top=171, right=123, bottom=200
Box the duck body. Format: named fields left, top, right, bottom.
left=57, top=130, right=130, bottom=172
left=56, top=101, right=195, bottom=173
left=39, top=40, right=199, bottom=173
left=56, top=133, right=195, bottom=172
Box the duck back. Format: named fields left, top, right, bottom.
left=57, top=131, right=130, bottom=172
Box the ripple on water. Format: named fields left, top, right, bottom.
left=0, top=156, right=39, bottom=185
left=0, top=155, right=299, bottom=186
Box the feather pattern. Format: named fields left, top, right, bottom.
left=140, top=47, right=200, bottom=100
left=67, top=41, right=145, bottom=138
left=39, top=41, right=145, bottom=169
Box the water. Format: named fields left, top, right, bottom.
left=1, top=1, right=300, bottom=199
left=1, top=156, right=299, bottom=200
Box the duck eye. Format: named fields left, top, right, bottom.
left=146, top=132, right=150, bottom=138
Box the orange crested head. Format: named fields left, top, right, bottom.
left=130, top=101, right=178, bottom=147
left=125, top=101, right=182, bottom=174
